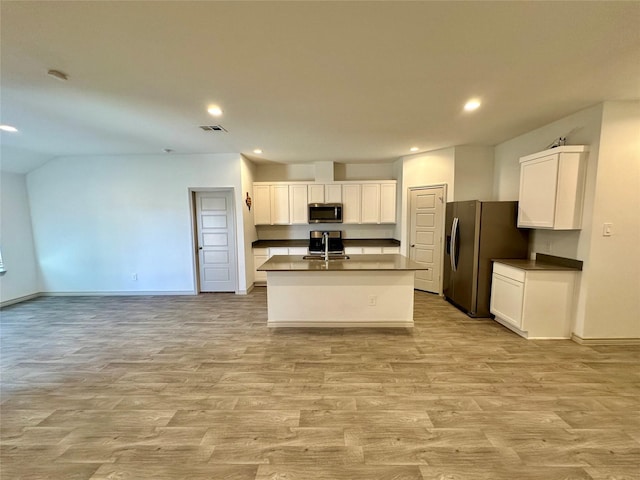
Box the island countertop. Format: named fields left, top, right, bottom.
left=258, top=254, right=426, bottom=272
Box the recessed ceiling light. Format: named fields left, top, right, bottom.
left=207, top=105, right=223, bottom=117
left=253, top=149, right=263, bottom=154
left=410, top=147, right=419, bottom=152
left=0, top=125, right=18, bottom=133
left=464, top=99, right=481, bottom=112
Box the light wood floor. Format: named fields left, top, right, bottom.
left=1, top=288, right=638, bottom=480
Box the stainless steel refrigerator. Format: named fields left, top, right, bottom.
left=444, top=201, right=529, bottom=317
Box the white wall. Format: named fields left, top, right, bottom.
left=254, top=161, right=396, bottom=182
left=581, top=101, right=640, bottom=338
left=0, top=172, right=40, bottom=304
left=254, top=163, right=315, bottom=182
left=453, top=146, right=495, bottom=201
left=396, top=147, right=455, bottom=252
left=493, top=101, right=639, bottom=339
left=26, top=153, right=249, bottom=294
left=334, top=163, right=396, bottom=181
left=240, top=156, right=258, bottom=286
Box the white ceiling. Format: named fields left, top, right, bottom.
left=1, top=1, right=639, bottom=173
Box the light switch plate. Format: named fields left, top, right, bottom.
left=603, top=223, right=613, bottom=236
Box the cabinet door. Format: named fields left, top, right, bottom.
left=361, top=184, right=381, bottom=224
left=288, top=247, right=308, bottom=255
left=380, top=183, right=397, bottom=223
left=253, top=185, right=271, bottom=225
left=362, top=246, right=383, bottom=254
left=342, top=184, right=361, bottom=224
left=308, top=184, right=325, bottom=204
left=325, top=184, right=342, bottom=203
left=490, top=273, right=525, bottom=328
left=270, top=185, right=290, bottom=225
left=518, top=154, right=559, bottom=228
left=344, top=247, right=363, bottom=255
left=254, top=254, right=268, bottom=283
left=383, top=247, right=400, bottom=254
left=289, top=184, right=308, bottom=224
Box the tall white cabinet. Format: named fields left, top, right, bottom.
left=517, top=146, right=589, bottom=230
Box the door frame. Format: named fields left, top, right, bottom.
left=406, top=184, right=448, bottom=295
left=188, top=188, right=240, bottom=294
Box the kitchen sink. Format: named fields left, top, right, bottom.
left=302, top=255, right=350, bottom=261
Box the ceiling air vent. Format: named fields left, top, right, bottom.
left=199, top=125, right=227, bottom=132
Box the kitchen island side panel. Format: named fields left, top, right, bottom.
left=266, top=270, right=415, bottom=327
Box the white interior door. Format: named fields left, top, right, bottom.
left=409, top=186, right=445, bottom=294
left=196, top=191, right=237, bottom=292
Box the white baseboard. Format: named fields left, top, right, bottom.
left=268, top=320, right=414, bottom=328
left=42, top=291, right=196, bottom=297
left=571, top=334, right=640, bottom=345
left=0, top=292, right=42, bottom=308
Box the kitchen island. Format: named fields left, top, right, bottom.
left=257, top=254, right=427, bottom=328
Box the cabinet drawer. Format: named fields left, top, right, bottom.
left=253, top=248, right=269, bottom=256
left=490, top=273, right=525, bottom=328
left=493, top=262, right=526, bottom=282
left=269, top=247, right=289, bottom=256
left=288, top=247, right=308, bottom=255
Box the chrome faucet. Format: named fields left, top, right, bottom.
left=323, top=231, right=329, bottom=261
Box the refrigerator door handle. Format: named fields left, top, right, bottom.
left=450, top=217, right=459, bottom=272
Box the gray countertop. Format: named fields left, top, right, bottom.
left=258, top=254, right=426, bottom=271
left=252, top=238, right=400, bottom=248
left=493, top=258, right=582, bottom=271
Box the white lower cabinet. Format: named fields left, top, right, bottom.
left=253, top=248, right=270, bottom=283
left=490, top=262, right=578, bottom=339
left=345, top=246, right=400, bottom=255
left=253, top=247, right=309, bottom=284
left=256, top=245, right=400, bottom=283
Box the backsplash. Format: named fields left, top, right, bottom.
left=257, top=224, right=396, bottom=240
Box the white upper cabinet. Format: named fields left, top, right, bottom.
left=517, top=146, right=589, bottom=230
left=325, top=184, right=342, bottom=203
left=361, top=184, right=381, bottom=224
left=307, top=184, right=325, bottom=204
left=361, top=182, right=397, bottom=224
left=289, top=184, right=308, bottom=224
left=254, top=180, right=396, bottom=226
left=270, top=185, right=290, bottom=225
left=342, top=184, right=362, bottom=224
left=380, top=183, right=397, bottom=224
left=253, top=185, right=271, bottom=225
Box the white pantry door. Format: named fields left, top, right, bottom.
left=409, top=186, right=445, bottom=294
left=196, top=191, right=237, bottom=292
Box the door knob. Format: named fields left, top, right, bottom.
left=411, top=244, right=415, bottom=247
left=198, top=247, right=203, bottom=250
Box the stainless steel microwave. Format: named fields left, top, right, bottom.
left=308, top=203, right=343, bottom=223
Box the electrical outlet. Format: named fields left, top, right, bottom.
left=131, top=273, right=138, bottom=281
left=368, top=295, right=377, bottom=306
